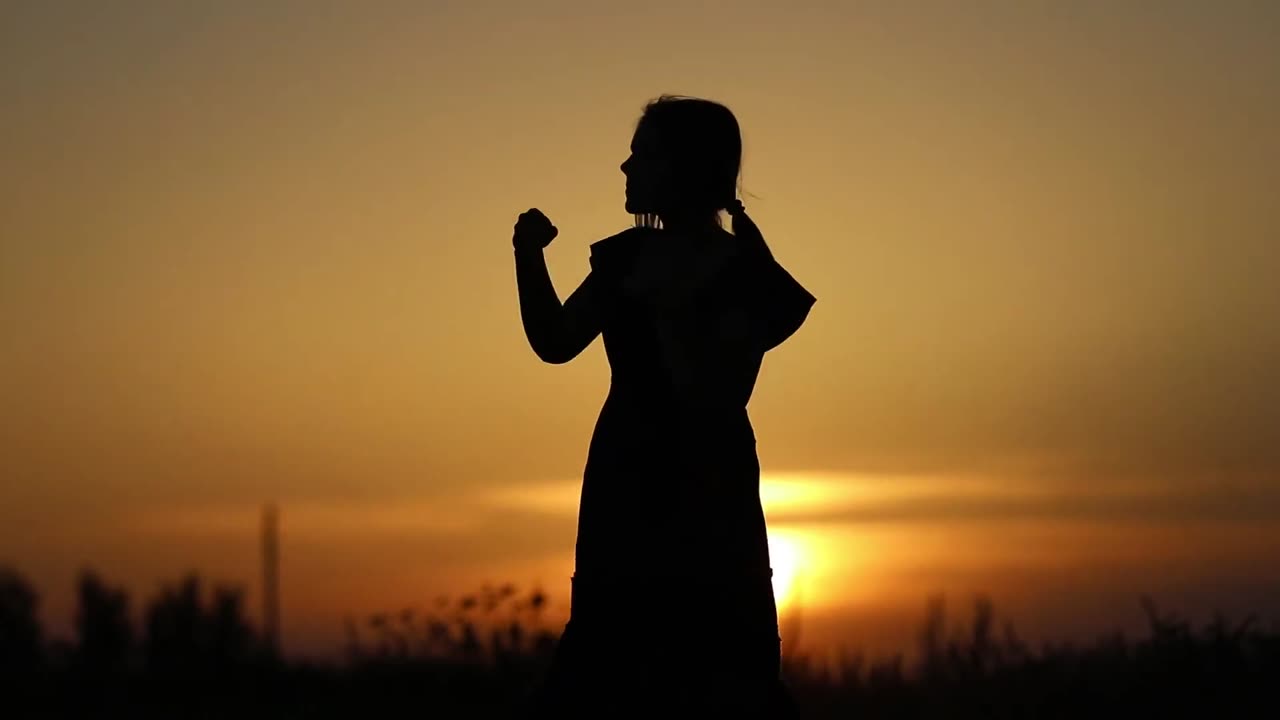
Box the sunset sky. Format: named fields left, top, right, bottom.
left=3, top=1, right=1278, bottom=660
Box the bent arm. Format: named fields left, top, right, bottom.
left=514, top=247, right=601, bottom=364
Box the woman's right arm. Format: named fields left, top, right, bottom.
left=515, top=246, right=601, bottom=364
left=727, top=204, right=816, bottom=353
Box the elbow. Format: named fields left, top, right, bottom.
left=523, top=321, right=572, bottom=364
left=535, top=348, right=574, bottom=365
left=531, top=339, right=574, bottom=365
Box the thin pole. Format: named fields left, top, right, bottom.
left=262, top=503, right=280, bottom=653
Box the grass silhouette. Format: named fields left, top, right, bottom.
left=2, top=565, right=1277, bottom=718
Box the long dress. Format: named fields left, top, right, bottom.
left=529, top=225, right=816, bottom=716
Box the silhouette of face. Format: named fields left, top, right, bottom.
left=621, top=121, right=669, bottom=215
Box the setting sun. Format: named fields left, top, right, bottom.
left=767, top=531, right=804, bottom=610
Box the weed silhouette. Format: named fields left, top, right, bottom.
left=1, top=565, right=1279, bottom=717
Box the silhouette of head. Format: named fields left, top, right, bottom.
left=621, top=95, right=742, bottom=228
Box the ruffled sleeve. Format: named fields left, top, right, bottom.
left=734, top=252, right=816, bottom=353
left=588, top=227, right=647, bottom=285
left=582, top=228, right=642, bottom=325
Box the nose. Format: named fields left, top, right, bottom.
left=620, top=155, right=631, bottom=175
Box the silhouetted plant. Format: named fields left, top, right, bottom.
left=918, top=593, right=947, bottom=681
left=144, top=574, right=204, bottom=675
left=74, top=570, right=134, bottom=673
left=350, top=583, right=559, bottom=666
left=142, top=573, right=260, bottom=679
left=207, top=586, right=256, bottom=665
left=0, top=566, right=43, bottom=673
left=8, top=570, right=1280, bottom=719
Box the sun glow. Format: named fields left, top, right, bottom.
left=760, top=475, right=851, bottom=612
left=767, top=531, right=803, bottom=610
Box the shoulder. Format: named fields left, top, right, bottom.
left=589, top=227, right=655, bottom=274
left=590, top=226, right=653, bottom=255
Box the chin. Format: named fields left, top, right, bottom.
left=625, top=198, right=655, bottom=216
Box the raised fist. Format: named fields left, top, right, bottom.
left=513, top=208, right=559, bottom=252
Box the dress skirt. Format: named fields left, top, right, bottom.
left=527, top=569, right=796, bottom=716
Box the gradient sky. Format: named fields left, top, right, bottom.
left=3, top=0, right=1279, bottom=660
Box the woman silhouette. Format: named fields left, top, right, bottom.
left=513, top=95, right=815, bottom=715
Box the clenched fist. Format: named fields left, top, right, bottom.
left=513, top=208, right=559, bottom=253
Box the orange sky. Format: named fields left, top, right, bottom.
left=2, top=1, right=1279, bottom=660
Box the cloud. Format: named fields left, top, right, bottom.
left=766, top=475, right=1280, bottom=527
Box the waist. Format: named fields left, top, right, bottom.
left=568, top=567, right=779, bottom=629
left=570, top=566, right=774, bottom=593
left=603, top=383, right=751, bottom=419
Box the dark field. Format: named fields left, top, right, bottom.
left=2, top=567, right=1277, bottom=718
